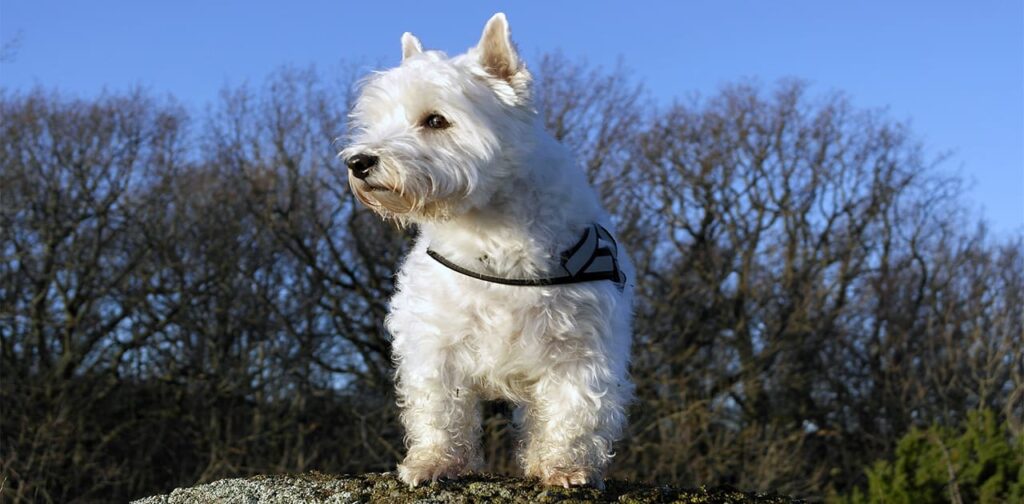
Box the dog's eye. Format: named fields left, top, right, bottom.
left=423, top=114, right=451, bottom=130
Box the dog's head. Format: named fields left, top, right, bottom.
left=341, top=13, right=534, bottom=222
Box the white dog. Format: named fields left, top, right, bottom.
left=341, top=13, right=634, bottom=489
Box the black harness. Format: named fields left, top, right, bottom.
left=426, top=224, right=626, bottom=288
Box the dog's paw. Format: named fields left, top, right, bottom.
left=397, top=457, right=465, bottom=488
left=540, top=467, right=605, bottom=490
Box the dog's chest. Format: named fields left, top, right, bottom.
left=392, top=233, right=592, bottom=396
left=436, top=275, right=555, bottom=386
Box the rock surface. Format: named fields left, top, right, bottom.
left=132, top=472, right=805, bottom=503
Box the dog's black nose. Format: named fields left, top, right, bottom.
left=346, top=153, right=378, bottom=179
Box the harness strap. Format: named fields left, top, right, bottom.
left=426, top=224, right=626, bottom=288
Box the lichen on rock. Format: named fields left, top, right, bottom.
left=132, top=472, right=805, bottom=503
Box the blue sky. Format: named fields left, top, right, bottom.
left=2, top=1, right=1021, bottom=235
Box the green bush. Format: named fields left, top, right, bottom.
left=836, top=409, right=1023, bottom=504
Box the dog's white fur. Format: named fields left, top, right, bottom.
left=341, top=13, right=634, bottom=489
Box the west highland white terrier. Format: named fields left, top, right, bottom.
left=341, top=13, right=635, bottom=489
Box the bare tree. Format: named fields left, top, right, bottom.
left=599, top=81, right=1022, bottom=496
left=0, top=89, right=188, bottom=501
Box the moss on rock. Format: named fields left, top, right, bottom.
left=133, top=472, right=805, bottom=503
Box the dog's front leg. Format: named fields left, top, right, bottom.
left=394, top=354, right=482, bottom=487
left=520, top=358, right=630, bottom=489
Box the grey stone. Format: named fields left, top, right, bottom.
left=132, top=472, right=804, bottom=504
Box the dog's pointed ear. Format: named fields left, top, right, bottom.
left=476, top=13, right=525, bottom=82
left=401, top=32, right=423, bottom=61
left=475, top=13, right=531, bottom=103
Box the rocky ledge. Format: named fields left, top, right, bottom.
left=132, top=471, right=805, bottom=503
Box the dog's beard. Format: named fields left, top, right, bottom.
left=348, top=170, right=455, bottom=221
